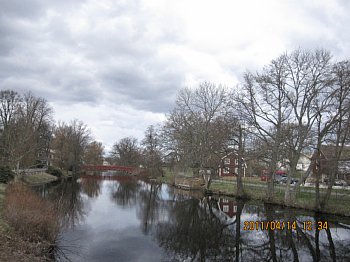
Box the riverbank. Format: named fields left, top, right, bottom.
left=21, top=172, right=58, bottom=186
left=0, top=184, right=41, bottom=261
left=0, top=182, right=58, bottom=261
left=156, top=171, right=350, bottom=217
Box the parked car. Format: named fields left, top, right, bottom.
left=274, top=174, right=287, bottom=184
left=324, top=179, right=348, bottom=186
left=260, top=170, right=288, bottom=182
left=278, top=177, right=299, bottom=185
left=291, top=178, right=299, bottom=185
left=334, top=179, right=347, bottom=186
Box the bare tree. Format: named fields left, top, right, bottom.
left=52, top=120, right=91, bottom=174
left=0, top=90, right=22, bottom=166
left=236, top=55, right=291, bottom=201
left=236, top=49, right=336, bottom=204
left=0, top=91, right=53, bottom=169
left=309, top=60, right=350, bottom=209
left=164, top=82, right=234, bottom=188
left=110, top=137, right=141, bottom=167
left=141, top=125, right=163, bottom=176
left=280, top=50, right=333, bottom=204
left=84, top=141, right=104, bottom=165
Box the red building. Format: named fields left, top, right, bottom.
left=310, top=145, right=350, bottom=183
left=217, top=198, right=237, bottom=218
left=218, top=152, right=246, bottom=177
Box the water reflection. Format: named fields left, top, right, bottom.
left=136, top=182, right=163, bottom=234
left=36, top=179, right=86, bottom=229
left=157, top=196, right=241, bottom=261
left=81, top=177, right=102, bottom=198
left=52, top=176, right=350, bottom=262
left=109, top=176, right=140, bottom=208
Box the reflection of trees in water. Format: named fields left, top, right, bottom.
left=110, top=179, right=164, bottom=234
left=109, top=179, right=141, bottom=208
left=136, top=182, right=163, bottom=234
left=81, top=177, right=102, bottom=198
left=156, top=197, right=243, bottom=261
left=242, top=204, right=350, bottom=262
left=35, top=180, right=86, bottom=229
left=44, top=179, right=350, bottom=261
left=153, top=193, right=350, bottom=262
left=55, top=180, right=86, bottom=229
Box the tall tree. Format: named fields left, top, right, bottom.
left=0, top=91, right=53, bottom=169
left=52, top=120, right=91, bottom=173
left=84, top=141, right=104, bottom=165
left=236, top=55, right=291, bottom=201
left=280, top=49, right=332, bottom=204
left=141, top=125, right=163, bottom=176
left=0, top=90, right=22, bottom=166
left=310, top=60, right=350, bottom=209
left=164, top=82, right=235, bottom=188
left=110, top=137, right=141, bottom=167
left=236, top=49, right=334, bottom=204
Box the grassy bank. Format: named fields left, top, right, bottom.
left=156, top=170, right=350, bottom=217
left=22, top=172, right=58, bottom=186
left=0, top=182, right=59, bottom=261
left=210, top=179, right=350, bottom=217
left=156, top=169, right=176, bottom=184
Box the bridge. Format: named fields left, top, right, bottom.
left=80, top=174, right=137, bottom=182
left=82, top=165, right=138, bottom=173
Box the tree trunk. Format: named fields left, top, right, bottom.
left=284, top=158, right=298, bottom=205
left=320, top=160, right=337, bottom=208
left=236, top=126, right=245, bottom=197
left=265, top=204, right=277, bottom=262
left=315, top=168, right=321, bottom=211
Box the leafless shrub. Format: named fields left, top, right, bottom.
left=4, top=182, right=60, bottom=245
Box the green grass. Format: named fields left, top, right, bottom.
left=62, top=170, right=73, bottom=178
left=156, top=169, right=176, bottom=184
left=22, top=172, right=58, bottom=185
left=210, top=180, right=350, bottom=216
left=155, top=171, right=350, bottom=216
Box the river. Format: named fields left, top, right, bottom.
left=38, top=173, right=350, bottom=261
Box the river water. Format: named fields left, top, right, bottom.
left=39, top=174, right=350, bottom=261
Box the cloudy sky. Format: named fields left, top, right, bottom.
left=1, top=0, right=350, bottom=152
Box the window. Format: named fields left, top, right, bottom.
left=235, top=158, right=239, bottom=165
left=223, top=205, right=229, bottom=212
left=224, top=158, right=230, bottom=164
left=222, top=198, right=229, bottom=203
left=223, top=167, right=230, bottom=174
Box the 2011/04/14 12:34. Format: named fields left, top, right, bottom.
left=243, top=221, right=329, bottom=231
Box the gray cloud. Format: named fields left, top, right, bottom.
left=1, top=0, right=350, bottom=146
left=0, top=0, right=184, bottom=114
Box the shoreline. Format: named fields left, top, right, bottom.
left=0, top=180, right=59, bottom=261
left=154, top=174, right=350, bottom=218
left=203, top=188, right=350, bottom=218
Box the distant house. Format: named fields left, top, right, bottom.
left=296, top=154, right=311, bottom=172
left=102, top=160, right=110, bottom=166
left=311, top=145, right=350, bottom=183
left=218, top=152, right=246, bottom=177
left=217, top=198, right=237, bottom=219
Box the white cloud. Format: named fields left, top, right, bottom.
left=51, top=101, right=166, bottom=152
left=1, top=0, right=350, bottom=148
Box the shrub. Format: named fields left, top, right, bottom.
left=0, top=166, right=15, bottom=184
left=4, top=182, right=60, bottom=244
left=47, top=166, right=63, bottom=179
